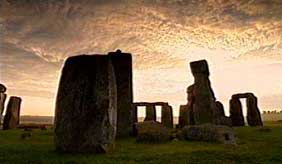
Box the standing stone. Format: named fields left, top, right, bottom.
left=3, top=96, right=21, bottom=130
left=247, top=94, right=263, bottom=126
left=161, top=104, right=173, bottom=128
left=0, top=84, right=6, bottom=93
left=214, top=101, right=231, bottom=126
left=54, top=55, right=117, bottom=153
left=178, top=105, right=189, bottom=128
left=0, top=93, right=7, bottom=124
left=190, top=60, right=217, bottom=124
left=186, top=85, right=195, bottom=125
left=132, top=104, right=138, bottom=136
left=229, top=98, right=245, bottom=126
left=109, top=50, right=133, bottom=137
left=144, top=105, right=156, bottom=121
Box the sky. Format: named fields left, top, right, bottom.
left=0, top=0, right=282, bottom=116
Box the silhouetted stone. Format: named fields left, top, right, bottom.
left=3, top=96, right=21, bottom=130
left=161, top=104, right=173, bottom=128
left=54, top=55, right=117, bottom=153
left=144, top=105, right=156, bottom=121
left=246, top=94, right=263, bottom=126
left=135, top=121, right=170, bottom=143
left=178, top=105, right=188, bottom=128
left=109, top=50, right=133, bottom=137
left=189, top=60, right=217, bottom=124
left=214, top=101, right=231, bottom=126
left=186, top=85, right=195, bottom=125
left=132, top=104, right=138, bottom=136
left=229, top=98, right=245, bottom=126
left=0, top=84, right=6, bottom=93
left=182, top=124, right=236, bottom=144
left=0, top=93, right=7, bottom=124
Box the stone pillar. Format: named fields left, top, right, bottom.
left=246, top=94, right=263, bottom=126
left=0, top=84, right=7, bottom=125
left=54, top=55, right=117, bottom=153
left=132, top=104, right=138, bottom=136
left=3, top=96, right=21, bottom=130
left=229, top=98, right=245, bottom=126
left=144, top=104, right=156, bottom=121
left=161, top=104, right=173, bottom=128
left=0, top=93, right=7, bottom=124
left=190, top=60, right=217, bottom=124
left=178, top=105, right=189, bottom=128
left=109, top=50, right=133, bottom=137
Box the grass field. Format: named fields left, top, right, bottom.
left=0, top=122, right=281, bottom=164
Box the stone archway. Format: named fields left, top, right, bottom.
left=229, top=93, right=263, bottom=126
left=133, top=102, right=173, bottom=128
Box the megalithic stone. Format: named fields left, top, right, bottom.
left=54, top=55, right=117, bottom=153
left=0, top=93, right=7, bottom=124
left=161, top=104, right=173, bottom=128
left=229, top=98, right=245, bottom=126
left=0, top=84, right=6, bottom=93
left=246, top=94, right=263, bottom=126
left=3, top=96, right=21, bottom=130
left=144, top=105, right=156, bottom=121
left=190, top=60, right=216, bottom=124
left=178, top=105, right=189, bottom=128
left=108, top=50, right=133, bottom=137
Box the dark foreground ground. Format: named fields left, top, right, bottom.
left=0, top=121, right=281, bottom=164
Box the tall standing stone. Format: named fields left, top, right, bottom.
left=246, top=94, right=263, bottom=126
left=54, top=55, right=117, bottom=153
left=189, top=60, right=217, bottom=124
left=0, top=93, right=7, bottom=124
left=229, top=98, right=245, bottom=126
left=161, top=104, right=173, bottom=128
left=144, top=105, right=156, bottom=121
left=178, top=105, right=189, bottom=128
left=0, top=84, right=7, bottom=93
left=109, top=50, right=133, bottom=137
left=3, top=96, right=21, bottom=130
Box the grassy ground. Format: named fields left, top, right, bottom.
left=0, top=122, right=281, bottom=164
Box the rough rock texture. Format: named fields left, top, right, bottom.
left=161, top=104, right=173, bottom=128
left=109, top=50, right=133, bottom=137
left=144, top=105, right=156, bottom=121
left=0, top=93, right=7, bottom=124
left=182, top=124, right=236, bottom=144
left=0, top=84, right=6, bottom=93
left=246, top=94, right=263, bottom=126
left=189, top=60, right=217, bottom=124
left=54, top=55, right=117, bottom=153
left=186, top=85, right=195, bottom=125
left=135, top=121, right=170, bottom=143
left=178, top=105, right=189, bottom=128
left=229, top=98, right=245, bottom=126
left=3, top=96, right=22, bottom=130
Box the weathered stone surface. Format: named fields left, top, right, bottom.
left=189, top=60, right=217, bottom=124
left=246, top=94, right=263, bottom=126
left=109, top=50, right=133, bottom=137
left=182, top=124, right=236, bottom=144
left=229, top=98, right=245, bottom=126
left=0, top=84, right=6, bottom=93
left=3, top=96, right=21, bottom=130
left=144, top=105, right=156, bottom=121
left=178, top=105, right=189, bottom=128
left=161, top=104, right=173, bottom=128
left=135, top=121, right=170, bottom=143
left=54, top=55, right=117, bottom=153
left=0, top=93, right=7, bottom=124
